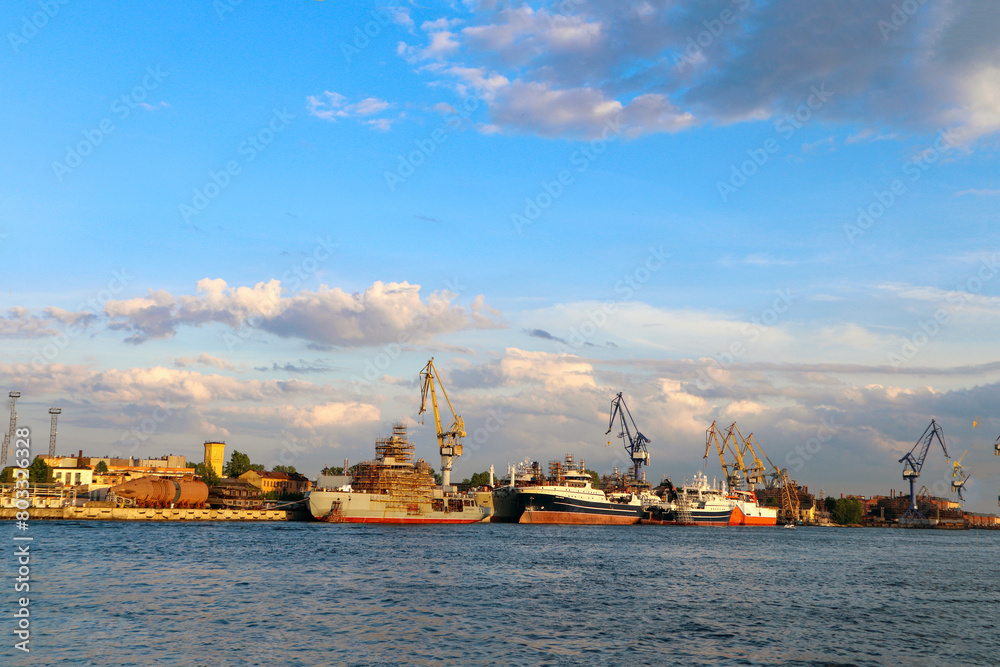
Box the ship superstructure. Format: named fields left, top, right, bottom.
left=307, top=423, right=488, bottom=523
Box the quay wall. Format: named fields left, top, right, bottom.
left=0, top=507, right=308, bottom=521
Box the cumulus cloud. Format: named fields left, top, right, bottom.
left=104, top=278, right=502, bottom=346
left=398, top=1, right=1000, bottom=142
left=306, top=91, right=395, bottom=129
left=0, top=306, right=96, bottom=337
left=173, top=354, right=237, bottom=371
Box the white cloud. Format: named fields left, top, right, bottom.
left=306, top=91, right=394, bottom=127
left=104, top=278, right=502, bottom=346
left=400, top=1, right=1000, bottom=143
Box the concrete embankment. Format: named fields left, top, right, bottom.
left=1, top=507, right=309, bottom=521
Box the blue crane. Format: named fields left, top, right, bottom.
left=605, top=392, right=650, bottom=483
left=898, top=419, right=950, bottom=521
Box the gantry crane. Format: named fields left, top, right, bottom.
left=418, top=358, right=465, bottom=491
left=705, top=421, right=799, bottom=522
left=605, top=392, right=650, bottom=483
left=951, top=450, right=970, bottom=501
left=704, top=420, right=747, bottom=490
left=743, top=431, right=800, bottom=524
left=729, top=424, right=768, bottom=488
left=899, top=419, right=950, bottom=521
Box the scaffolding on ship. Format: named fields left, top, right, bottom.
left=350, top=423, right=436, bottom=515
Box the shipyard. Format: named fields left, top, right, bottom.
left=7, top=2, right=1000, bottom=664
left=2, top=361, right=997, bottom=530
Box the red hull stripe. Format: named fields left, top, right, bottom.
left=319, top=515, right=484, bottom=524
left=520, top=510, right=641, bottom=525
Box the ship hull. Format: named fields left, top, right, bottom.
left=690, top=508, right=735, bottom=526
left=489, top=486, right=522, bottom=523
left=307, top=490, right=489, bottom=524
left=642, top=504, right=731, bottom=526
left=516, top=491, right=642, bottom=525
left=729, top=501, right=778, bottom=526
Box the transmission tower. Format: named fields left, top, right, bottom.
left=49, top=408, right=61, bottom=458
left=1, top=391, right=21, bottom=468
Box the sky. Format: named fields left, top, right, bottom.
left=2, top=0, right=1000, bottom=511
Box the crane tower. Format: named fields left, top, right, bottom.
left=606, top=392, right=650, bottom=483
left=49, top=408, right=62, bottom=458
left=1, top=391, right=21, bottom=469
left=898, top=419, right=950, bottom=522
left=418, top=358, right=465, bottom=491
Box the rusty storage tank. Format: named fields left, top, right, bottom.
left=109, top=475, right=209, bottom=509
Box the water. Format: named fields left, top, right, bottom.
left=7, top=522, right=1000, bottom=666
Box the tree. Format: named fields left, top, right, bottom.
left=94, top=460, right=109, bottom=473
left=585, top=469, right=601, bottom=487
left=1, top=458, right=51, bottom=483
left=194, top=462, right=220, bottom=487
left=273, top=465, right=297, bottom=474
left=824, top=496, right=837, bottom=514
left=321, top=466, right=344, bottom=476
left=461, top=470, right=492, bottom=488
left=29, top=456, right=51, bottom=484
left=832, top=497, right=863, bottom=525
left=224, top=450, right=263, bottom=478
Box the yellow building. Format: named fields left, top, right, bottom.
left=204, top=441, right=225, bottom=478
left=239, top=470, right=311, bottom=496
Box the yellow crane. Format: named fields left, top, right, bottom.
left=704, top=421, right=749, bottom=490
left=951, top=450, right=970, bottom=502
left=418, top=358, right=465, bottom=491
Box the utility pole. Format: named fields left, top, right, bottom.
left=49, top=408, right=62, bottom=458
left=1, top=391, right=21, bottom=468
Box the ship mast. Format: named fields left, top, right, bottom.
left=418, top=358, right=465, bottom=492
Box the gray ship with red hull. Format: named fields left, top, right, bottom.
left=491, top=456, right=643, bottom=525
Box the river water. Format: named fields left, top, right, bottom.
left=6, top=521, right=999, bottom=666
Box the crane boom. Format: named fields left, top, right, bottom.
left=605, top=392, right=650, bottom=482
left=704, top=421, right=744, bottom=490
left=418, top=358, right=465, bottom=491
left=898, top=419, right=950, bottom=521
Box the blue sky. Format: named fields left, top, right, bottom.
left=2, top=1, right=1000, bottom=510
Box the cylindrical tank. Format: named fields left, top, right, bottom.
left=110, top=476, right=209, bottom=508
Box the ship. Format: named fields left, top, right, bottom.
left=728, top=488, right=778, bottom=526
left=306, top=423, right=489, bottom=524
left=643, top=471, right=778, bottom=526
left=491, top=454, right=644, bottom=525
left=644, top=471, right=732, bottom=525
